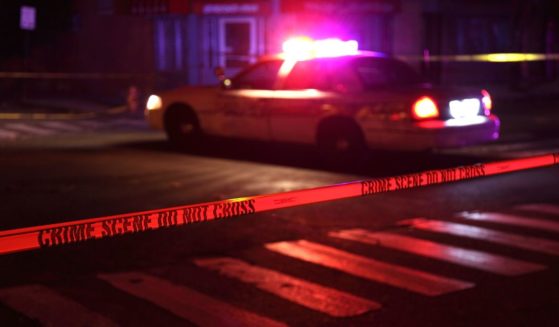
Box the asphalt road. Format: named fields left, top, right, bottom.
left=0, top=111, right=558, bottom=326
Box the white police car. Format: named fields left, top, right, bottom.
left=145, top=37, right=499, bottom=156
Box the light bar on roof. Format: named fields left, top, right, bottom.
left=282, top=37, right=359, bottom=60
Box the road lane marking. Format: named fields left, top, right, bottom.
left=401, top=218, right=559, bottom=256
left=98, top=271, right=286, bottom=327
left=38, top=121, right=83, bottom=132
left=458, top=212, right=559, bottom=233
left=330, top=229, right=545, bottom=276
left=515, top=204, right=559, bottom=216
left=194, top=257, right=380, bottom=317
left=265, top=240, right=474, bottom=296
left=3, top=123, right=57, bottom=136
left=0, top=284, right=117, bottom=326
left=0, top=128, right=18, bottom=140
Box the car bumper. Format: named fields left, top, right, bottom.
left=365, top=115, right=500, bottom=151
left=145, top=108, right=164, bottom=130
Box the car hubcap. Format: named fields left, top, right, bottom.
left=335, top=138, right=350, bottom=151
left=180, top=123, right=194, bottom=134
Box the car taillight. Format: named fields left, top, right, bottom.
left=481, top=89, right=492, bottom=114
left=412, top=96, right=439, bottom=120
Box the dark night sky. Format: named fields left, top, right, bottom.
left=0, top=0, right=72, bottom=58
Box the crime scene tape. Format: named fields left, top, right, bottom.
left=0, top=52, right=558, bottom=81
left=0, top=153, right=557, bottom=255
left=400, top=52, right=559, bottom=63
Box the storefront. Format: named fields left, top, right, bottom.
left=151, top=0, right=270, bottom=86
left=151, top=0, right=401, bottom=86
left=192, top=0, right=271, bottom=83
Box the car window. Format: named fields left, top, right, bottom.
left=354, top=57, right=420, bottom=88
left=330, top=61, right=363, bottom=93
left=231, top=60, right=282, bottom=89
left=282, top=60, right=332, bottom=90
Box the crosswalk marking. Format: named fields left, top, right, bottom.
left=39, top=121, right=83, bottom=132
left=401, top=218, right=559, bottom=256
left=3, top=123, right=57, bottom=136
left=0, top=128, right=18, bottom=139
left=0, top=118, right=149, bottom=141
left=265, top=240, right=474, bottom=296
left=330, top=229, right=545, bottom=276
left=98, top=271, right=286, bottom=327
left=459, top=212, right=559, bottom=233
left=515, top=204, right=559, bottom=216
left=2, top=204, right=558, bottom=323
left=0, top=284, right=117, bottom=326
left=194, top=257, right=380, bottom=317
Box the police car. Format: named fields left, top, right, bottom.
left=145, top=37, right=500, bottom=157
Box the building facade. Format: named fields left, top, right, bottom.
left=4, top=0, right=557, bottom=101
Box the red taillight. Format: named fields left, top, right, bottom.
left=481, top=89, right=492, bottom=114
left=412, top=96, right=439, bottom=120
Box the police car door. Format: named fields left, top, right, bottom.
left=269, top=59, right=337, bottom=144
left=219, top=60, right=282, bottom=140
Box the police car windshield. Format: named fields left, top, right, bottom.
left=354, top=57, right=421, bottom=89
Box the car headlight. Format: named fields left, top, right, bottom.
left=146, top=95, right=162, bottom=110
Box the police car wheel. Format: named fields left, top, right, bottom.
left=317, top=120, right=366, bottom=162
left=165, top=107, right=201, bottom=148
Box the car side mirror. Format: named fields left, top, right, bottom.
left=214, top=66, right=233, bottom=89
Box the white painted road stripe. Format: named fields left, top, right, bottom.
left=515, top=204, right=559, bottom=216
left=0, top=284, right=117, bottom=326
left=3, top=123, right=57, bottom=136
left=39, top=121, right=83, bottom=132
left=401, top=218, right=559, bottom=256
left=459, top=212, right=559, bottom=233
left=265, top=240, right=474, bottom=296
left=194, top=257, right=380, bottom=317
left=330, top=230, right=545, bottom=276
left=0, top=128, right=18, bottom=139
left=98, top=272, right=286, bottom=327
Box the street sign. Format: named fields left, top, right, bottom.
left=20, top=6, right=36, bottom=31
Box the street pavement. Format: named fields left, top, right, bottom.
left=1, top=198, right=558, bottom=326
left=3, top=97, right=559, bottom=160
left=0, top=97, right=149, bottom=142
left=0, top=91, right=558, bottom=326
left=0, top=117, right=150, bottom=141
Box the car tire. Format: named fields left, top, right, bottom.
left=317, top=119, right=368, bottom=166
left=164, top=106, right=201, bottom=148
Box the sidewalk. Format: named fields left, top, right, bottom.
left=487, top=80, right=559, bottom=112
left=0, top=98, right=131, bottom=120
